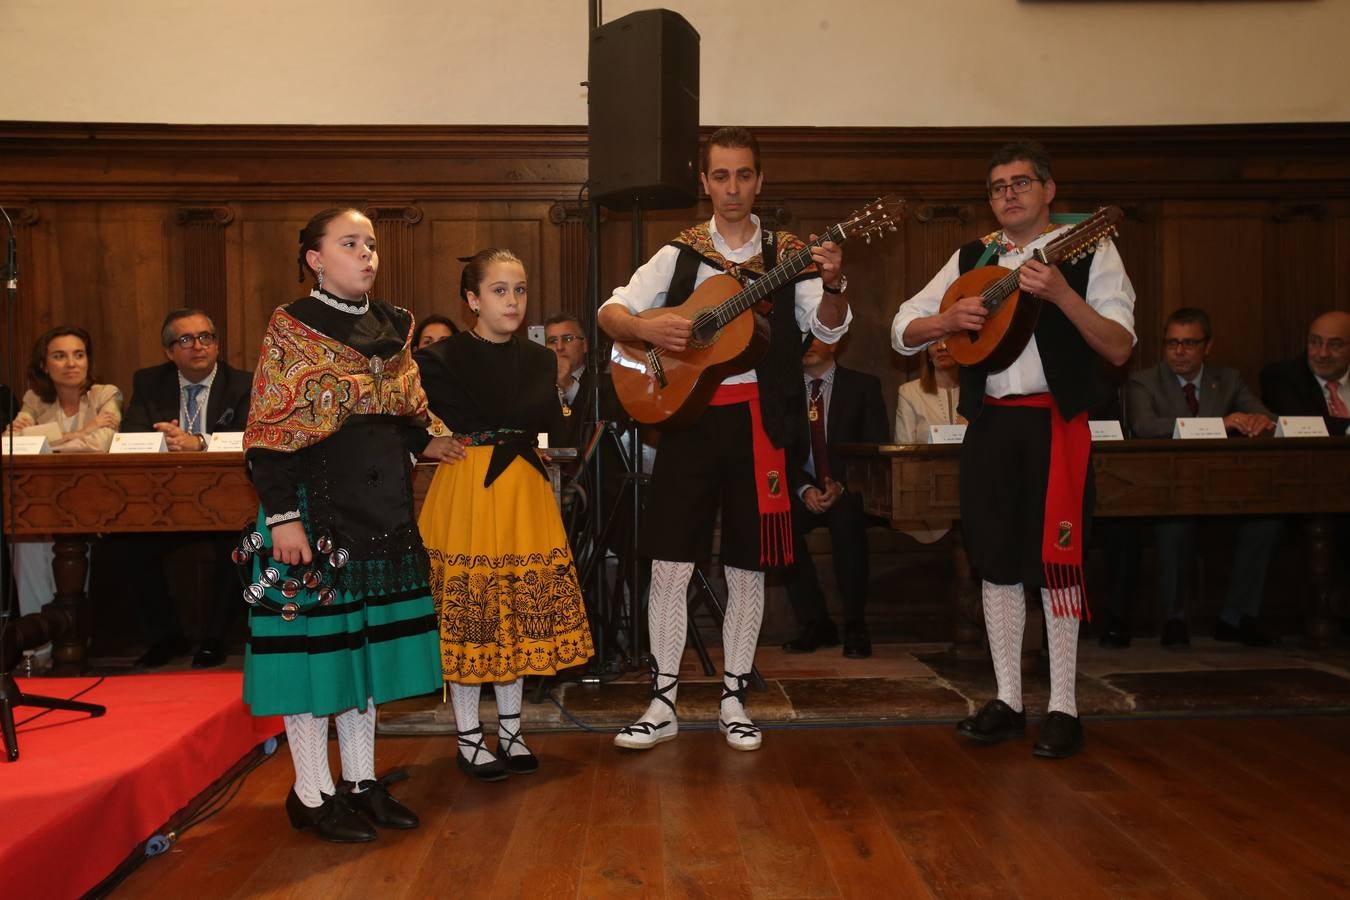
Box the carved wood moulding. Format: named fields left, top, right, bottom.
left=3, top=456, right=259, bottom=535
left=175, top=205, right=235, bottom=227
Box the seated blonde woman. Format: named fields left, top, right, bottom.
left=893, top=340, right=964, bottom=543
left=5, top=326, right=121, bottom=628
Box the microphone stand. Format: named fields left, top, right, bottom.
left=0, top=205, right=106, bottom=763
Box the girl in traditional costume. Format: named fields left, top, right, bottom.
left=416, top=248, right=593, bottom=781
left=242, top=207, right=463, bottom=842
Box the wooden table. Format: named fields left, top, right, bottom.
left=3, top=453, right=257, bottom=669
left=842, top=437, right=1350, bottom=651
left=2, top=450, right=572, bottom=671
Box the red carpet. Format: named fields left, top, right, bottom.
left=0, top=672, right=281, bottom=897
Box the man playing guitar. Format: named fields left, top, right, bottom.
left=891, top=141, right=1136, bottom=759
left=599, top=126, right=848, bottom=752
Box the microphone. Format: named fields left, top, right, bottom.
left=215, top=407, right=235, bottom=429
left=1, top=205, right=16, bottom=296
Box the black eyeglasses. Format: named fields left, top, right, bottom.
left=170, top=331, right=217, bottom=348
left=545, top=334, right=583, bottom=346
left=988, top=176, right=1044, bottom=199
left=1163, top=338, right=1207, bottom=350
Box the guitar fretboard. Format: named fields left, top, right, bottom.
left=702, top=223, right=847, bottom=331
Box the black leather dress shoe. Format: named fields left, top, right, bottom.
left=1215, top=616, right=1275, bottom=647
left=285, top=789, right=376, bottom=842
left=956, top=699, right=1026, bottom=745
left=339, top=778, right=419, bottom=829
left=842, top=624, right=872, bottom=659
left=1160, top=619, right=1190, bottom=648
left=1033, top=711, right=1085, bottom=759
left=135, top=635, right=189, bottom=670
left=191, top=639, right=227, bottom=669
left=1097, top=619, right=1131, bottom=649
left=782, top=622, right=840, bottom=654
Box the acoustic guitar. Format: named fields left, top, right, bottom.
left=611, top=195, right=905, bottom=427
left=940, top=206, right=1124, bottom=369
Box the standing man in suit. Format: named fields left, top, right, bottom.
left=783, top=338, right=888, bottom=658
left=1125, top=307, right=1281, bottom=647
left=1260, top=310, right=1350, bottom=436
left=120, top=308, right=253, bottom=667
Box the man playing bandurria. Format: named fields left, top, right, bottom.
left=891, top=141, right=1136, bottom=758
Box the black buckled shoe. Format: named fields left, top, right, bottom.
left=339, top=772, right=419, bottom=829
left=1161, top=619, right=1190, bottom=648
left=495, top=712, right=539, bottom=774
left=135, top=634, right=189, bottom=670
left=842, top=623, right=872, bottom=659
left=956, top=699, right=1027, bottom=745
left=191, top=638, right=227, bottom=669
left=1097, top=619, right=1132, bottom=649
left=1215, top=616, right=1276, bottom=648
left=1033, top=711, right=1085, bottom=760
left=782, top=621, right=840, bottom=654
left=457, top=726, right=509, bottom=782
left=285, top=788, right=376, bottom=843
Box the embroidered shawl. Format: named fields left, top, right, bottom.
left=243, top=306, right=428, bottom=453
left=670, top=222, right=818, bottom=284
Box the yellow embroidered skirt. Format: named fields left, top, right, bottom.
left=418, top=447, right=594, bottom=684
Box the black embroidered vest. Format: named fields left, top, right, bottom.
left=663, top=232, right=809, bottom=450
left=954, top=238, right=1105, bottom=421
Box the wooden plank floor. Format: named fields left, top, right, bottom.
left=114, top=716, right=1350, bottom=899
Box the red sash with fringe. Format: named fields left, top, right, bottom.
left=710, top=383, right=793, bottom=566
left=985, top=393, right=1091, bottom=620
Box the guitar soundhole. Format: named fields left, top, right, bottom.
left=691, top=318, right=720, bottom=349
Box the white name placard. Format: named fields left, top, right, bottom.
left=1274, top=416, right=1330, bottom=438
left=0, top=435, right=51, bottom=455
left=1172, top=417, right=1227, bottom=439
left=537, top=432, right=550, bottom=450
left=929, top=424, right=968, bottom=444
left=206, top=432, right=245, bottom=452
left=109, top=432, right=168, bottom=454
left=1089, top=420, right=1125, bottom=441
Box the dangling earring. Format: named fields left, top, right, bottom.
left=316, top=264, right=325, bottom=291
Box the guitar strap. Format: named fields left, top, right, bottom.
left=973, top=212, right=1093, bottom=269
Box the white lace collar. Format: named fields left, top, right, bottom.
left=310, top=287, right=369, bottom=315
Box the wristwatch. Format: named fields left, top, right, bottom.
left=823, top=275, right=848, bottom=295
left=196, top=433, right=207, bottom=450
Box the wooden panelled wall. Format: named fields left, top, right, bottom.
left=2, top=122, right=1349, bottom=423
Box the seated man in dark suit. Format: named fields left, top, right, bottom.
left=1260, top=310, right=1350, bottom=435
left=1261, top=310, right=1350, bottom=616
left=546, top=312, right=591, bottom=448
left=120, top=308, right=253, bottom=668
left=1124, top=307, right=1280, bottom=647
left=783, top=338, right=889, bottom=658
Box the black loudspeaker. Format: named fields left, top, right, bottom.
left=588, top=9, right=700, bottom=210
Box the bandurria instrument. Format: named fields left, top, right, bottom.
left=940, top=206, right=1123, bottom=369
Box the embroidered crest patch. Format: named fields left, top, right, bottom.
left=1057, top=520, right=1073, bottom=550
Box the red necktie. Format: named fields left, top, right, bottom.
left=808, top=378, right=831, bottom=488
left=1327, top=380, right=1349, bottom=417
left=1182, top=382, right=1199, bottom=417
